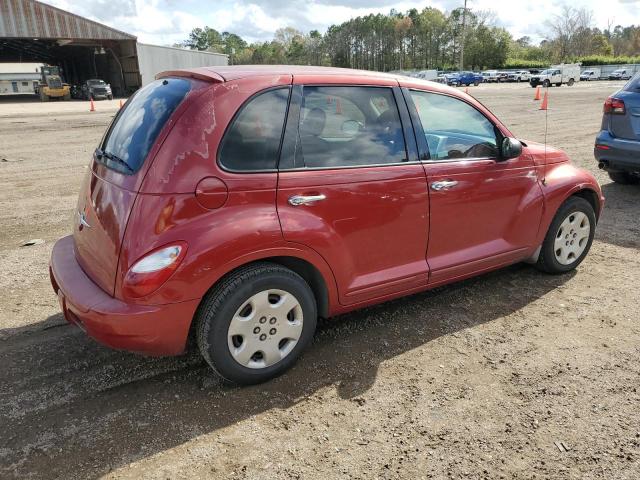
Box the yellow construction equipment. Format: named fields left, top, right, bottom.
left=37, top=66, right=71, bottom=101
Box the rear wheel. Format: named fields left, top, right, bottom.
left=196, top=262, right=317, bottom=385
left=568, top=78, right=575, bottom=86
left=536, top=197, right=596, bottom=274
left=608, top=171, right=639, bottom=184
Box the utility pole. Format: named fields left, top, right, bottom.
left=459, top=0, right=467, bottom=72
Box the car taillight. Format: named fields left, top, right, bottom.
left=604, top=97, right=625, bottom=114
left=122, top=243, right=187, bottom=298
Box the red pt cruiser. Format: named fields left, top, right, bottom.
left=50, top=66, right=604, bottom=384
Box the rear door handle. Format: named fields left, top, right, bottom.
left=430, top=180, right=458, bottom=191
left=288, top=194, right=326, bottom=206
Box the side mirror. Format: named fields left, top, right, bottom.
left=500, top=137, right=522, bottom=160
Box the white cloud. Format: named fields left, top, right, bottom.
left=39, top=0, right=640, bottom=46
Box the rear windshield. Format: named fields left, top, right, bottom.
left=98, top=77, right=191, bottom=174
left=624, top=72, right=640, bottom=92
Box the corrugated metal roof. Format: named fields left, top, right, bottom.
left=0, top=0, right=136, bottom=40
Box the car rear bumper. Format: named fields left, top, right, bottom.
left=50, top=235, right=200, bottom=356
left=594, top=130, right=640, bottom=172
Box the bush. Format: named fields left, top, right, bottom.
left=578, top=55, right=640, bottom=66
left=504, top=59, right=549, bottom=69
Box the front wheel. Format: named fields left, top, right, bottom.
left=536, top=197, right=596, bottom=274
left=543, top=80, right=550, bottom=88
left=196, top=262, right=317, bottom=385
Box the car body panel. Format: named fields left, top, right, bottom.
left=277, top=165, right=430, bottom=305
left=423, top=156, right=544, bottom=284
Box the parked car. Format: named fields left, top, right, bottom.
left=495, top=71, right=510, bottom=82
left=481, top=70, right=499, bottom=83
left=49, top=66, right=604, bottom=385
left=595, top=73, right=640, bottom=184
left=530, top=64, right=580, bottom=87
left=608, top=69, right=632, bottom=81
left=444, top=71, right=482, bottom=86
left=580, top=69, right=601, bottom=81
left=77, top=78, right=113, bottom=100
left=507, top=70, right=531, bottom=82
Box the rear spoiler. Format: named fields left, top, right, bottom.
left=156, top=69, right=225, bottom=83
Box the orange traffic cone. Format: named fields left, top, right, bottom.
left=119, top=99, right=123, bottom=109
left=534, top=86, right=541, bottom=101
left=89, top=98, right=95, bottom=112
left=539, top=90, right=549, bottom=110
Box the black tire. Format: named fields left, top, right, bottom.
left=555, top=82, right=562, bottom=87
left=474, top=81, right=479, bottom=86
left=568, top=78, right=574, bottom=86
left=536, top=197, right=596, bottom=274
left=108, top=94, right=113, bottom=100
left=543, top=80, right=550, bottom=88
left=608, top=171, right=639, bottom=185
left=196, top=262, right=317, bottom=385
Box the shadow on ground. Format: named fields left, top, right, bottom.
left=596, top=181, right=640, bottom=249
left=0, top=264, right=573, bottom=479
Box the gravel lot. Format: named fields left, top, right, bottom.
left=1, top=82, right=639, bottom=479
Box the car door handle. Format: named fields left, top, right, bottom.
left=430, top=180, right=458, bottom=191
left=288, top=194, right=326, bottom=206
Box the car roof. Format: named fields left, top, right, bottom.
left=157, top=65, right=405, bottom=83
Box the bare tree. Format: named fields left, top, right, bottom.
left=545, top=6, right=594, bottom=60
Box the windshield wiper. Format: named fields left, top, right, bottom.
left=95, top=148, right=133, bottom=173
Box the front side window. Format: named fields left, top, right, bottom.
left=100, top=77, right=191, bottom=174
left=410, top=90, right=499, bottom=161
left=296, top=86, right=407, bottom=168
left=219, top=88, right=289, bottom=171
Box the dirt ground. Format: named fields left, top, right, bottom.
left=1, top=83, right=639, bottom=480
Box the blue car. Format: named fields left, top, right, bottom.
left=595, top=73, right=640, bottom=184
left=443, top=71, right=483, bottom=87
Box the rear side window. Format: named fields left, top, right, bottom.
left=410, top=90, right=498, bottom=160
left=624, top=72, right=640, bottom=92
left=219, top=88, right=290, bottom=171
left=100, top=77, right=191, bottom=174
left=296, top=86, right=407, bottom=168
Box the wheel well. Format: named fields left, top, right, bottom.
left=266, top=256, right=330, bottom=319
left=571, top=189, right=600, bottom=220
left=185, top=256, right=331, bottom=352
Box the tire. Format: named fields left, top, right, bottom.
left=543, top=80, right=550, bottom=88
left=608, top=171, right=639, bottom=185
left=568, top=78, right=575, bottom=86
left=474, top=81, right=479, bottom=86
left=196, top=262, right=318, bottom=385
left=536, top=197, right=596, bottom=274
left=555, top=82, right=562, bottom=87
left=108, top=94, right=113, bottom=100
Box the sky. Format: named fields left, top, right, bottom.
left=41, top=0, right=640, bottom=46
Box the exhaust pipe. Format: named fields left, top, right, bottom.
left=598, top=161, right=608, bottom=170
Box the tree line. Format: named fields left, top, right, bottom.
left=179, top=6, right=640, bottom=71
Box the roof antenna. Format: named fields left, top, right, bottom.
left=542, top=84, right=549, bottom=185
